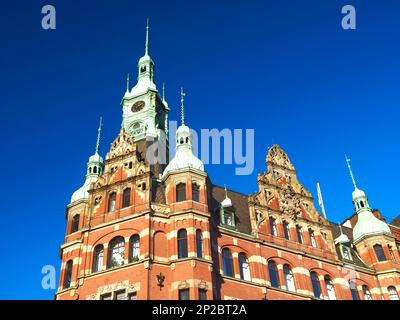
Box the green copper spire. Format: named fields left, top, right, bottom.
left=145, top=18, right=149, bottom=56
left=180, top=87, right=186, bottom=125
left=95, top=117, right=103, bottom=154
left=345, top=154, right=357, bottom=189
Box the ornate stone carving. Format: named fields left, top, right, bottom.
left=266, top=144, right=295, bottom=171
left=255, top=209, right=266, bottom=229
left=278, top=187, right=302, bottom=219
left=107, top=129, right=135, bottom=160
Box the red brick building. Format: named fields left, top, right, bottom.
left=55, top=23, right=400, bottom=300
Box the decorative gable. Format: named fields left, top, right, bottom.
left=250, top=144, right=327, bottom=225
left=106, top=129, right=135, bottom=160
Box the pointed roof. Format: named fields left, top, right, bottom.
left=71, top=118, right=104, bottom=203
left=221, top=185, right=233, bottom=207
left=334, top=224, right=350, bottom=244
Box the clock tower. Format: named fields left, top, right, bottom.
left=121, top=19, right=169, bottom=144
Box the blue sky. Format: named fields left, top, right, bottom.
left=1, top=0, right=400, bottom=299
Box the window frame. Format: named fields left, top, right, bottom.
left=310, top=271, right=322, bottom=299
left=71, top=214, right=80, bottom=233
left=176, top=183, right=186, bottom=202
left=93, top=244, right=104, bottom=273
left=268, top=260, right=280, bottom=288
left=129, top=234, right=140, bottom=262
left=283, top=264, right=296, bottom=292
left=373, top=244, right=387, bottom=262
left=222, top=248, right=234, bottom=277
left=177, top=229, right=188, bottom=259
left=122, top=188, right=131, bottom=208
left=238, top=253, right=251, bottom=281
left=192, top=183, right=200, bottom=202
left=108, top=192, right=117, bottom=212
left=63, top=260, right=73, bottom=289
left=196, top=230, right=203, bottom=258
left=108, top=236, right=125, bottom=268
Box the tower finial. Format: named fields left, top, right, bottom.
left=162, top=82, right=166, bottom=101
left=145, top=18, right=149, bottom=56
left=180, top=87, right=186, bottom=125
left=345, top=154, right=357, bottom=188
left=224, top=184, right=228, bottom=198
left=126, top=73, right=130, bottom=92
left=95, top=117, right=103, bottom=154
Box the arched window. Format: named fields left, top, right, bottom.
left=122, top=188, right=131, bottom=208
left=362, top=285, right=372, bottom=300
left=283, top=221, right=290, bottom=240
left=71, top=214, right=80, bottom=233
left=222, top=248, right=234, bottom=277
left=192, top=183, right=200, bottom=202
left=349, top=280, right=360, bottom=300
left=310, top=271, right=322, bottom=298
left=324, top=275, right=336, bottom=300
left=93, top=244, right=104, bottom=272
left=176, top=183, right=186, bottom=202
left=129, top=234, right=140, bottom=262
left=177, top=229, right=188, bottom=259
left=108, top=236, right=125, bottom=268
left=63, top=260, right=73, bottom=289
left=283, top=265, right=296, bottom=292
left=239, top=253, right=251, bottom=281
left=269, top=217, right=277, bottom=236
left=108, top=192, right=116, bottom=212
left=196, top=230, right=203, bottom=258
left=309, top=228, right=317, bottom=248
left=374, top=244, right=386, bottom=262
left=296, top=225, right=303, bottom=244
left=93, top=166, right=97, bottom=174
left=268, top=260, right=279, bottom=288
left=388, top=286, right=399, bottom=300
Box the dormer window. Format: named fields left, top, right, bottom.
left=341, top=245, right=352, bottom=261
left=220, top=207, right=235, bottom=228
left=223, top=210, right=235, bottom=227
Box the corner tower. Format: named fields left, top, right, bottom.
left=345, top=156, right=399, bottom=272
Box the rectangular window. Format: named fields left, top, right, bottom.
left=71, top=215, right=80, bottom=233
left=283, top=222, right=290, bottom=240
left=128, top=292, right=137, bottom=300
left=179, top=289, right=190, bottom=300
left=198, top=289, right=207, bottom=300
left=122, top=188, right=131, bottom=208
left=114, top=290, right=126, bottom=300
left=100, top=293, right=112, bottom=300
left=296, top=225, right=303, bottom=244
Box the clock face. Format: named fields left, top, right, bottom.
left=131, top=100, right=145, bottom=112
